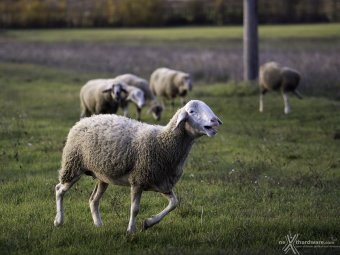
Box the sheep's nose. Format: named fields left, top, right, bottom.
left=210, top=117, right=222, bottom=125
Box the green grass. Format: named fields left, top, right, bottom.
left=0, top=62, right=339, bottom=255
left=2, top=23, right=340, bottom=42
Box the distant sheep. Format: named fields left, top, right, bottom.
left=115, top=74, right=163, bottom=121
left=150, top=67, right=193, bottom=109
left=80, top=79, right=144, bottom=118
left=259, top=61, right=302, bottom=114
left=54, top=100, right=222, bottom=235
left=118, top=82, right=145, bottom=119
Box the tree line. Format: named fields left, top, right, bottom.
left=0, top=0, right=339, bottom=28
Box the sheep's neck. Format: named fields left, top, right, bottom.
left=158, top=121, right=195, bottom=172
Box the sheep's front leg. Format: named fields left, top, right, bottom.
left=127, top=186, right=142, bottom=235
left=123, top=105, right=129, bottom=117
left=282, top=92, right=291, bottom=114
left=89, top=181, right=108, bottom=227
left=259, top=89, right=267, bottom=113
left=142, top=190, right=178, bottom=231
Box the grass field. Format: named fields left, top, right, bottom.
left=0, top=24, right=340, bottom=254
left=2, top=23, right=340, bottom=41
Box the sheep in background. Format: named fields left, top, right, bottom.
left=80, top=79, right=123, bottom=118
left=259, top=61, right=302, bottom=114
left=118, top=82, right=145, bottom=119
left=115, top=74, right=163, bottom=121
left=54, top=100, right=222, bottom=235
left=80, top=79, right=145, bottom=118
left=150, top=67, right=192, bottom=109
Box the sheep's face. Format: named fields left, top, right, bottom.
left=102, top=82, right=124, bottom=102
left=112, top=83, right=124, bottom=101
left=149, top=105, right=163, bottom=121
left=174, top=100, right=222, bottom=138
left=178, top=75, right=192, bottom=95
left=127, top=89, right=145, bottom=109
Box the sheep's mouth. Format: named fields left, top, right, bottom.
left=203, top=125, right=218, bottom=136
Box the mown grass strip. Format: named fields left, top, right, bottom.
left=2, top=23, right=340, bottom=42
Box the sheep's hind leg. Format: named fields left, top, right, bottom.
left=282, top=92, right=291, bottom=114
left=54, top=175, right=81, bottom=227
left=142, top=190, right=178, bottom=231
left=89, top=181, right=108, bottom=227
left=127, top=186, right=142, bottom=235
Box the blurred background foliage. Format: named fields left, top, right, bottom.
left=1, top=0, right=340, bottom=28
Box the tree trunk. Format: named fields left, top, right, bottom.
left=243, top=0, right=259, bottom=81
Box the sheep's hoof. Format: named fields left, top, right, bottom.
left=54, top=219, right=62, bottom=227
left=125, top=231, right=138, bottom=242
left=54, top=215, right=63, bottom=227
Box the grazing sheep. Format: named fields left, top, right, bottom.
left=54, top=100, right=222, bottom=235
left=150, top=67, right=193, bottom=109
left=80, top=79, right=145, bottom=118
left=115, top=74, right=163, bottom=121
left=118, top=82, right=145, bottom=119
left=259, top=61, right=302, bottom=114
left=80, top=79, right=123, bottom=118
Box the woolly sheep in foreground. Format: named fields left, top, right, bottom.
left=150, top=67, right=193, bottom=109
left=80, top=79, right=145, bottom=118
left=54, top=100, right=222, bottom=235
left=259, top=61, right=302, bottom=114
left=115, top=73, right=163, bottom=121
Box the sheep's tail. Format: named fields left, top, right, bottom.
left=294, top=90, right=303, bottom=99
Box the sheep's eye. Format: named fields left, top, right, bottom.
left=189, top=110, right=195, bottom=114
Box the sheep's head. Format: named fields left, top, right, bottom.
left=148, top=104, right=163, bottom=121
left=177, top=74, right=192, bottom=96
left=127, top=88, right=145, bottom=109
left=173, top=100, right=222, bottom=138
left=102, top=82, right=126, bottom=102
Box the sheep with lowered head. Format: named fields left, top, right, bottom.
left=80, top=79, right=123, bottom=118
left=259, top=61, right=302, bottom=114
left=150, top=67, right=192, bottom=109
left=80, top=79, right=145, bottom=118
left=117, top=81, right=145, bottom=119
left=54, top=100, right=222, bottom=235
left=115, top=73, right=163, bottom=121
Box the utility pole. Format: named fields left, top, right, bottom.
left=243, top=0, right=259, bottom=81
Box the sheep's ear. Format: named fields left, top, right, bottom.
left=172, top=110, right=188, bottom=131
left=102, top=81, right=115, bottom=93
left=102, top=88, right=112, bottom=93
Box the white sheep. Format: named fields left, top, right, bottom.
left=150, top=67, right=193, bottom=109
left=80, top=79, right=145, bottom=118
left=115, top=73, right=163, bottom=121
left=54, top=100, right=222, bottom=235
left=80, top=79, right=122, bottom=118
left=259, top=61, right=302, bottom=114
left=117, top=81, right=145, bottom=119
